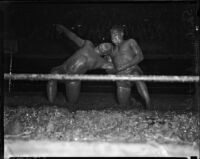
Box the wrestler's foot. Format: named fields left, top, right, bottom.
left=67, top=104, right=78, bottom=113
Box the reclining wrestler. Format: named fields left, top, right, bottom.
left=47, top=24, right=114, bottom=104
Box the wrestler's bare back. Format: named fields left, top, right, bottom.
left=61, top=40, right=109, bottom=74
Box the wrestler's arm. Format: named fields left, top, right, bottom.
left=55, top=24, right=85, bottom=48
left=93, top=55, right=115, bottom=71
left=101, top=46, right=117, bottom=73
left=117, top=39, right=144, bottom=72
left=101, top=61, right=115, bottom=71
left=103, top=55, right=117, bottom=74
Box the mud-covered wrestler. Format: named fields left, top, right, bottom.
left=47, top=24, right=114, bottom=104
left=104, top=25, right=151, bottom=109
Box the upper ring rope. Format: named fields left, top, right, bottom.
left=4, top=73, right=199, bottom=83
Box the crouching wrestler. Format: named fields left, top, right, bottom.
left=47, top=24, right=114, bottom=105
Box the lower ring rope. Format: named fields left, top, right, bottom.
left=4, top=73, right=199, bottom=83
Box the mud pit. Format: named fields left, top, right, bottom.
left=4, top=92, right=200, bottom=157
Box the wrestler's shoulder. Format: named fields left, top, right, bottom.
left=84, top=40, right=93, bottom=45
left=127, top=38, right=137, bottom=44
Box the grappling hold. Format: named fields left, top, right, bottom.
left=47, top=24, right=114, bottom=104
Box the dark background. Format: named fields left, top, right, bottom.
left=2, top=1, right=198, bottom=94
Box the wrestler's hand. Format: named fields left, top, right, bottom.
left=102, top=62, right=114, bottom=70
left=104, top=55, right=112, bottom=63
left=54, top=24, right=65, bottom=34
left=116, top=64, right=131, bottom=72
left=103, top=63, right=117, bottom=74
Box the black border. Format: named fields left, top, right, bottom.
left=2, top=0, right=199, bottom=159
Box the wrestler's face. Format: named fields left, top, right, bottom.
left=111, top=30, right=124, bottom=45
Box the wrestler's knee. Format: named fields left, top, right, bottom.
left=117, top=86, right=131, bottom=105
left=65, top=81, right=81, bottom=104
left=47, top=80, right=57, bottom=103
left=69, top=81, right=81, bottom=86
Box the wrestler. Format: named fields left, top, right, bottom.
left=47, top=24, right=114, bottom=104
left=105, top=25, right=151, bottom=109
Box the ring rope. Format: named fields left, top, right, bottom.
left=4, top=73, right=199, bottom=83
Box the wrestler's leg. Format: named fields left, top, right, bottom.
left=65, top=80, right=81, bottom=104
left=116, top=81, right=131, bottom=105
left=133, top=71, right=151, bottom=109
left=47, top=66, right=64, bottom=103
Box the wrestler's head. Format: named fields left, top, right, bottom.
left=110, top=25, right=124, bottom=45
left=95, top=43, right=113, bottom=55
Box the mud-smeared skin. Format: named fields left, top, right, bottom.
left=105, top=26, right=151, bottom=109
left=47, top=25, right=114, bottom=105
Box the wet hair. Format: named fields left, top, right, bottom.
left=110, top=25, right=124, bottom=33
